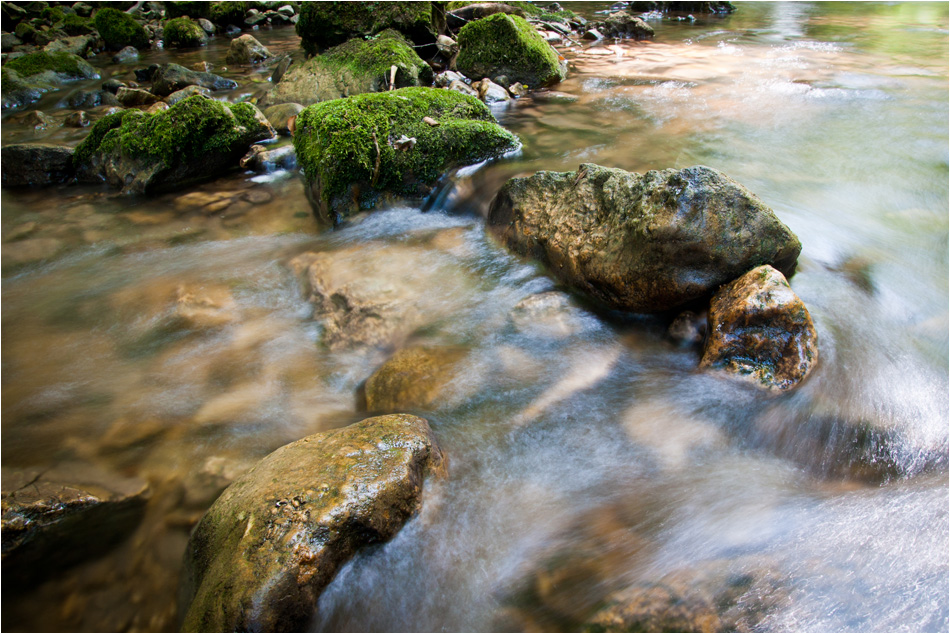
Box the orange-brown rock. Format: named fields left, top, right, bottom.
left=701, top=265, right=818, bottom=391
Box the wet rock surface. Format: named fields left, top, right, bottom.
left=1, top=143, right=74, bottom=187
left=149, top=62, right=238, bottom=97
left=2, top=463, right=150, bottom=587
left=180, top=414, right=446, bottom=632
left=701, top=265, right=818, bottom=391
left=225, top=33, right=271, bottom=65
left=488, top=163, right=802, bottom=313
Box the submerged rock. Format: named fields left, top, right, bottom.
left=1, top=143, right=74, bottom=186
left=224, top=33, right=270, bottom=65
left=180, top=414, right=446, bottom=632
left=149, top=62, right=238, bottom=97
left=72, top=94, right=275, bottom=194
left=1, top=463, right=149, bottom=586
left=293, top=87, right=519, bottom=224
left=487, top=164, right=801, bottom=313
left=456, top=13, right=565, bottom=88
left=701, top=265, right=817, bottom=391
left=295, top=1, right=435, bottom=55
left=364, top=345, right=468, bottom=411
left=263, top=29, right=432, bottom=107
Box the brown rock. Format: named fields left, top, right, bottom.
left=365, top=345, right=468, bottom=411
left=701, top=264, right=818, bottom=391
left=180, top=414, right=446, bottom=632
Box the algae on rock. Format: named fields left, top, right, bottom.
left=163, top=16, right=208, bottom=48
left=296, top=1, right=435, bottom=55
left=293, top=86, right=519, bottom=224
left=456, top=13, right=565, bottom=87
left=263, top=29, right=432, bottom=107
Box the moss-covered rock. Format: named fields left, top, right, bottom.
left=163, top=16, right=207, bottom=48
left=456, top=13, right=565, bottom=88
left=62, top=13, right=93, bottom=35
left=72, top=94, right=275, bottom=194
left=293, top=87, right=519, bottom=224
left=263, top=29, right=433, bottom=107
left=93, top=6, right=149, bottom=50
left=487, top=164, right=802, bottom=314
left=1, top=51, right=98, bottom=109
left=701, top=265, right=817, bottom=391
left=296, top=1, right=435, bottom=55
left=3, top=50, right=96, bottom=79
left=448, top=0, right=577, bottom=24
left=179, top=414, right=446, bottom=632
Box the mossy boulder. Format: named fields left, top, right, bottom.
left=263, top=29, right=433, bottom=108
left=209, top=1, right=247, bottom=26
left=72, top=94, right=275, bottom=194
left=295, top=1, right=435, bottom=55
left=1, top=51, right=98, bottom=109
left=293, top=86, right=519, bottom=224
left=62, top=13, right=93, bottom=35
left=164, top=1, right=212, bottom=20
left=149, top=62, right=238, bottom=96
left=487, top=164, right=802, bottom=314
left=163, top=16, right=207, bottom=48
left=92, top=6, right=149, bottom=50
left=179, top=414, right=446, bottom=632
left=701, top=265, right=817, bottom=391
left=456, top=13, right=565, bottom=88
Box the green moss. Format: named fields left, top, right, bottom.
left=163, top=16, right=207, bottom=47
left=296, top=1, right=434, bottom=55
left=209, top=1, right=246, bottom=26
left=40, top=6, right=65, bottom=23
left=456, top=13, right=564, bottom=87
left=72, top=109, right=143, bottom=168
left=62, top=13, right=93, bottom=35
left=4, top=51, right=90, bottom=78
left=293, top=87, right=519, bottom=219
left=93, top=7, right=149, bottom=50
left=164, top=1, right=211, bottom=20
left=114, top=95, right=261, bottom=165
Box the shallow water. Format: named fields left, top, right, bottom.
left=2, top=3, right=948, bottom=632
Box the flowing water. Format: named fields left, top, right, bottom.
left=1, top=2, right=948, bottom=632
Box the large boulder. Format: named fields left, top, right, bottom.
left=293, top=87, right=519, bottom=224
left=92, top=6, right=149, bottom=50
left=295, top=1, right=435, bottom=55
left=456, top=13, right=565, bottom=88
left=262, top=29, right=433, bottom=107
left=225, top=33, right=271, bottom=65
left=149, top=62, right=238, bottom=97
left=487, top=164, right=801, bottom=313
left=1, top=143, right=74, bottom=187
left=179, top=414, right=446, bottom=632
left=701, top=265, right=818, bottom=391
left=2, top=463, right=150, bottom=586
left=71, top=94, right=275, bottom=194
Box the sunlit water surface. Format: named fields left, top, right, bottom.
left=1, top=3, right=947, bottom=632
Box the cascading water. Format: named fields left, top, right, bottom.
left=1, top=2, right=947, bottom=632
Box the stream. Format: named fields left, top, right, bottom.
left=1, top=2, right=948, bottom=632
